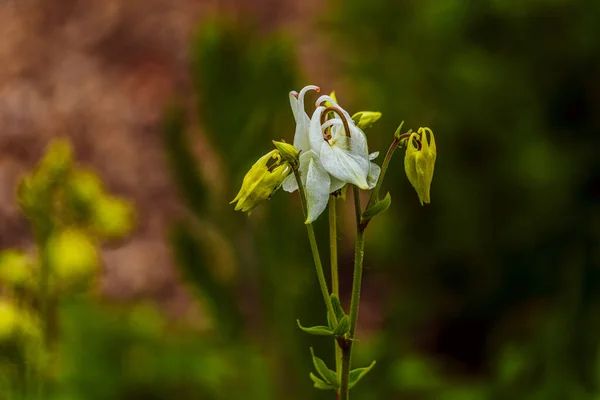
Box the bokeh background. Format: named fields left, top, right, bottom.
left=1, top=0, right=600, bottom=399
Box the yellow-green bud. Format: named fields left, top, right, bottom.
left=39, top=138, right=73, bottom=180
left=91, top=196, right=136, bottom=239
left=393, top=121, right=406, bottom=140
left=272, top=140, right=299, bottom=168
left=47, top=229, right=100, bottom=289
left=404, top=127, right=436, bottom=205
left=231, top=150, right=291, bottom=214
left=352, top=111, right=382, bottom=131
left=0, top=250, right=34, bottom=288
left=0, top=301, right=19, bottom=341
left=67, top=168, right=105, bottom=206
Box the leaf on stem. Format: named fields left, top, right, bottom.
left=330, top=294, right=346, bottom=321
left=297, top=319, right=333, bottom=336
left=332, top=315, right=350, bottom=337
left=362, top=192, right=391, bottom=219
left=310, top=347, right=339, bottom=388
left=309, top=373, right=336, bottom=390
left=348, top=360, right=376, bottom=389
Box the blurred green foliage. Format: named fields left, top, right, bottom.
left=2, top=1, right=600, bottom=399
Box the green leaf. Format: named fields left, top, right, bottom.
left=362, top=192, right=391, bottom=219
left=332, top=315, right=350, bottom=337
left=310, top=348, right=339, bottom=388
left=330, top=294, right=346, bottom=321
left=348, top=360, right=376, bottom=389
left=297, top=320, right=333, bottom=336
left=309, top=373, right=336, bottom=390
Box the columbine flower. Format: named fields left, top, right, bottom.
left=231, top=150, right=291, bottom=214
left=283, top=88, right=381, bottom=223
left=404, top=127, right=436, bottom=205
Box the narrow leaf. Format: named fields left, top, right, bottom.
left=362, top=192, right=391, bottom=219
left=348, top=360, right=376, bottom=389
left=332, top=315, right=350, bottom=336
left=310, top=348, right=339, bottom=388
left=330, top=294, right=346, bottom=321
left=297, top=320, right=333, bottom=336
left=310, top=373, right=336, bottom=390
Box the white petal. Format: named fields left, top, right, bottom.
left=304, top=153, right=331, bottom=223
left=293, top=112, right=311, bottom=152
left=320, top=137, right=370, bottom=189
left=329, top=176, right=346, bottom=192
left=349, top=124, right=369, bottom=156
left=369, top=151, right=380, bottom=160
left=367, top=161, right=381, bottom=189
left=309, top=106, right=326, bottom=154
left=282, top=173, right=298, bottom=192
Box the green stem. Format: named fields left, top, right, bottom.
left=366, top=138, right=399, bottom=211
left=329, top=197, right=342, bottom=382
left=38, top=242, right=50, bottom=400
left=329, top=197, right=339, bottom=298
left=365, top=130, right=413, bottom=213
left=340, top=225, right=366, bottom=400
left=292, top=168, right=337, bottom=326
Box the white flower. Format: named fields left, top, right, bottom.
left=282, top=87, right=380, bottom=223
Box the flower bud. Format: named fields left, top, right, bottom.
left=0, top=301, right=19, bottom=342
left=91, top=195, right=136, bottom=239
left=0, top=250, right=34, bottom=289
left=47, top=229, right=100, bottom=290
left=352, top=111, right=382, bottom=131
left=39, top=138, right=74, bottom=181
left=272, top=140, right=299, bottom=168
left=231, top=150, right=291, bottom=214
left=404, top=127, right=436, bottom=205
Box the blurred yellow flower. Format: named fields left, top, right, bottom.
left=47, top=229, right=99, bottom=288
left=0, top=301, right=19, bottom=341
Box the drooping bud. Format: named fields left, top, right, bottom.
left=231, top=150, right=291, bottom=214
left=47, top=228, right=100, bottom=290
left=0, top=250, right=34, bottom=289
left=352, top=111, right=382, bottom=131
left=272, top=140, right=299, bottom=168
left=404, top=127, right=436, bottom=205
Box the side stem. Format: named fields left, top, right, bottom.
left=293, top=168, right=337, bottom=326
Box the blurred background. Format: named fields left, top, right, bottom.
left=1, top=0, right=600, bottom=399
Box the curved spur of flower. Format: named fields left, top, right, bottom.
left=309, top=106, right=371, bottom=190
left=231, top=150, right=291, bottom=214
left=289, top=85, right=320, bottom=152
left=404, top=127, right=436, bottom=205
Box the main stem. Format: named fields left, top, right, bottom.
left=340, top=187, right=366, bottom=400
left=340, top=224, right=366, bottom=400
left=329, top=197, right=342, bottom=383
left=293, top=168, right=337, bottom=326
left=38, top=241, right=51, bottom=399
